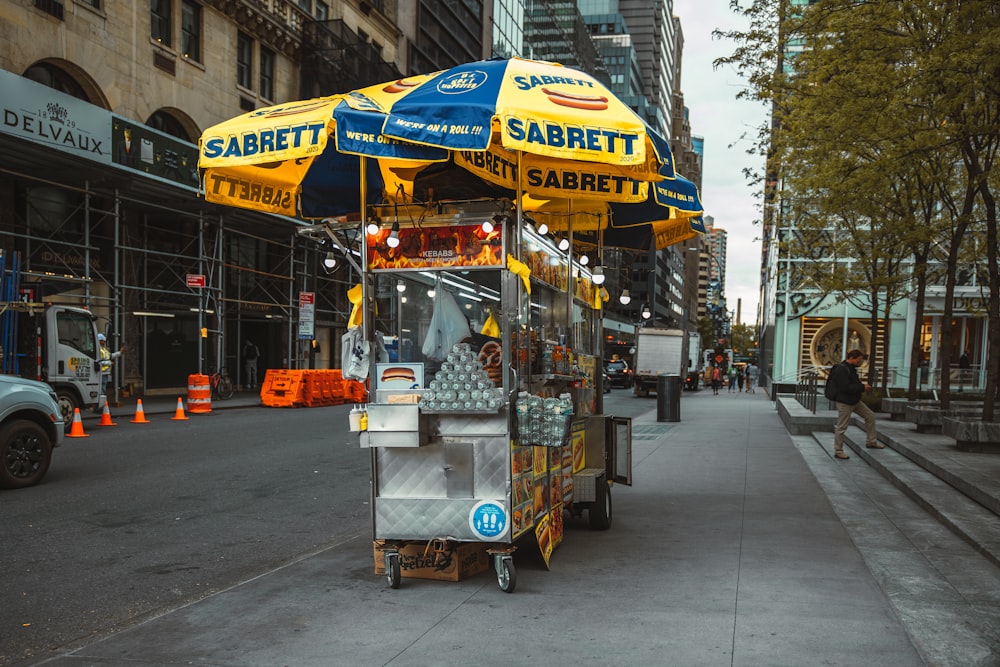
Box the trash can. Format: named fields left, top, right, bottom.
left=657, top=374, right=681, bottom=422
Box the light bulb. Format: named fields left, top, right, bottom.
left=619, top=289, right=631, bottom=306
left=482, top=219, right=494, bottom=234
left=558, top=237, right=570, bottom=251
left=642, top=305, right=652, bottom=319
left=322, top=252, right=337, bottom=269
left=366, top=221, right=380, bottom=235
left=580, top=254, right=590, bottom=266
left=592, top=265, right=606, bottom=285
left=396, top=279, right=406, bottom=293
left=536, top=221, right=548, bottom=236
left=386, top=221, right=400, bottom=248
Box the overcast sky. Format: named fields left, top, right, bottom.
left=673, top=0, right=769, bottom=327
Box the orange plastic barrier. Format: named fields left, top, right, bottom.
left=260, top=369, right=305, bottom=407
left=187, top=374, right=212, bottom=413
left=301, top=370, right=329, bottom=408
left=343, top=378, right=368, bottom=403
left=260, top=369, right=363, bottom=408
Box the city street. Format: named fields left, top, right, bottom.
left=1, top=391, right=653, bottom=666
left=4, top=388, right=944, bottom=666
left=1, top=402, right=373, bottom=666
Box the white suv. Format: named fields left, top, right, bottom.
left=0, top=375, right=65, bottom=489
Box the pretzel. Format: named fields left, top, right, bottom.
left=478, top=341, right=502, bottom=368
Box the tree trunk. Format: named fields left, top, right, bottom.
left=907, top=248, right=930, bottom=399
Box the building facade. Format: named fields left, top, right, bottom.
left=0, top=0, right=492, bottom=396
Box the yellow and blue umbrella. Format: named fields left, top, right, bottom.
left=197, top=57, right=702, bottom=241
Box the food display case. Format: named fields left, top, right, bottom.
left=306, top=199, right=632, bottom=592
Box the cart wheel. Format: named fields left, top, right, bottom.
left=385, top=552, right=401, bottom=589
left=589, top=478, right=612, bottom=531
left=495, top=554, right=516, bottom=593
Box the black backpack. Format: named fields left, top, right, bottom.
left=823, top=365, right=838, bottom=401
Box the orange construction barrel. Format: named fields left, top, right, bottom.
left=187, top=373, right=212, bottom=413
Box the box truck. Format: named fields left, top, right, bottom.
left=632, top=328, right=688, bottom=397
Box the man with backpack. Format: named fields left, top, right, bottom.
left=826, top=349, right=882, bottom=460
left=243, top=339, right=260, bottom=390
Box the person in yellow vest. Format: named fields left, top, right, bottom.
left=97, top=333, right=124, bottom=411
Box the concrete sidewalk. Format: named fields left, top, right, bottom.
left=39, top=389, right=926, bottom=666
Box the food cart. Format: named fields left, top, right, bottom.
left=199, top=57, right=705, bottom=593
left=301, top=199, right=632, bottom=593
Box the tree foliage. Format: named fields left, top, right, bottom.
left=719, top=0, right=1000, bottom=415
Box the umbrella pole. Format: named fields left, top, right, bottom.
left=567, top=201, right=573, bottom=351
left=515, top=148, right=524, bottom=324
left=359, top=155, right=371, bottom=390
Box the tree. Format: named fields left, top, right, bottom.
left=719, top=0, right=1000, bottom=417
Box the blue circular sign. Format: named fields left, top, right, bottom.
left=469, top=500, right=508, bottom=540
left=436, top=70, right=488, bottom=95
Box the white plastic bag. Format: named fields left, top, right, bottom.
left=341, top=326, right=370, bottom=381
left=422, top=288, right=471, bottom=361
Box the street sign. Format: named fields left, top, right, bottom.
left=186, top=274, right=206, bottom=288
left=298, top=291, right=315, bottom=339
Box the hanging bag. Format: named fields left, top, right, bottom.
left=422, top=287, right=471, bottom=361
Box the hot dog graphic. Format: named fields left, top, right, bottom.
left=382, top=78, right=421, bottom=94
left=380, top=366, right=417, bottom=384
left=540, top=87, right=609, bottom=111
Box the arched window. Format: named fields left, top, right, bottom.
left=23, top=63, right=89, bottom=101
left=147, top=110, right=190, bottom=141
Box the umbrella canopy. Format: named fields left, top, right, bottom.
left=197, top=57, right=703, bottom=247
left=375, top=58, right=672, bottom=176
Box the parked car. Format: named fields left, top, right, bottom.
left=0, top=374, right=65, bottom=489
left=605, top=359, right=634, bottom=388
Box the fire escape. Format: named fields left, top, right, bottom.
left=300, top=19, right=402, bottom=98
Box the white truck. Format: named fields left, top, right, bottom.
left=632, top=328, right=688, bottom=397
left=685, top=331, right=702, bottom=390
left=1, top=304, right=103, bottom=427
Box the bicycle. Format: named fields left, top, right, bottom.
left=208, top=366, right=234, bottom=400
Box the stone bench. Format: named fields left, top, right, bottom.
left=904, top=405, right=984, bottom=434
left=942, top=417, right=1000, bottom=453
left=883, top=398, right=937, bottom=421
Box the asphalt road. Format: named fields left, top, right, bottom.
left=1, top=402, right=373, bottom=666
left=1, top=388, right=653, bottom=666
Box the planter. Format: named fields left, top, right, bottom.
left=942, top=417, right=1000, bottom=453
left=884, top=398, right=936, bottom=422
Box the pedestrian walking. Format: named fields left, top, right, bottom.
left=711, top=365, right=722, bottom=395
left=746, top=362, right=760, bottom=394
left=728, top=365, right=738, bottom=393
left=243, top=339, right=260, bottom=390
left=828, top=349, right=882, bottom=460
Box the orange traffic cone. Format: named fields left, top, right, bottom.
left=96, top=400, right=117, bottom=427
left=66, top=407, right=90, bottom=438
left=130, top=399, right=150, bottom=424
left=171, top=397, right=189, bottom=421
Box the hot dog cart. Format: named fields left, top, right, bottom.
left=303, top=198, right=632, bottom=593
left=197, top=57, right=700, bottom=594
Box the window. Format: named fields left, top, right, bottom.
left=314, top=0, right=328, bottom=19
left=147, top=110, right=190, bottom=141
left=181, top=0, right=200, bottom=61
left=151, top=0, right=171, bottom=46
left=237, top=32, right=253, bottom=89
left=259, top=47, right=275, bottom=101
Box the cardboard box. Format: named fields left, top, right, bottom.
left=387, top=393, right=421, bottom=404
left=373, top=540, right=491, bottom=582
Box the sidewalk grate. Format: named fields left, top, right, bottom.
left=632, top=424, right=674, bottom=439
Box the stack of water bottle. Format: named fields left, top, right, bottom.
left=418, top=342, right=505, bottom=412
left=515, top=391, right=574, bottom=447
